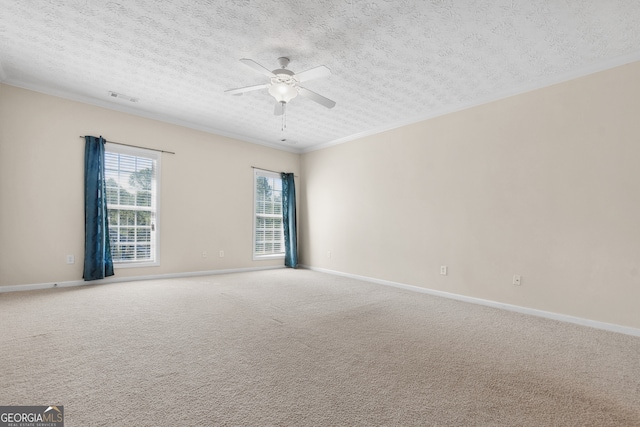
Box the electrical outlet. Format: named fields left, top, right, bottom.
left=202, top=251, right=207, bottom=258
left=66, top=255, right=75, bottom=264
left=513, top=275, right=522, bottom=286
left=219, top=250, right=224, bottom=258
left=440, top=265, right=447, bottom=276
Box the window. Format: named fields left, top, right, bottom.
left=105, top=144, right=161, bottom=267
left=253, top=169, right=284, bottom=259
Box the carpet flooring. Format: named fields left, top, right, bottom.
left=1, top=269, right=639, bottom=426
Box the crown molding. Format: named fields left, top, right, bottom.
left=5, top=50, right=640, bottom=156
left=302, top=52, right=640, bottom=153
left=1, top=80, right=303, bottom=154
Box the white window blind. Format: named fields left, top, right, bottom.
left=105, top=143, right=160, bottom=267
left=253, top=169, right=284, bottom=259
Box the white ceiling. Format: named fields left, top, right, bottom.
left=1, top=1, right=640, bottom=153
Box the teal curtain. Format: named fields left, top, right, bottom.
left=281, top=172, right=298, bottom=268
left=83, top=136, right=114, bottom=281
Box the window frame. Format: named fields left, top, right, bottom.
left=105, top=143, right=161, bottom=268
left=252, top=168, right=285, bottom=260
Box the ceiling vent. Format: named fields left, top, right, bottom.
left=108, top=91, right=138, bottom=103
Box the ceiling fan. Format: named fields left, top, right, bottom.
left=224, top=57, right=336, bottom=117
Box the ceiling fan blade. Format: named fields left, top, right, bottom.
left=274, top=101, right=284, bottom=116
left=298, top=87, right=336, bottom=109
left=296, top=65, right=331, bottom=82
left=240, top=58, right=275, bottom=78
left=224, top=83, right=268, bottom=95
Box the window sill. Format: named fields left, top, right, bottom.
left=114, top=261, right=160, bottom=269
left=253, top=254, right=285, bottom=261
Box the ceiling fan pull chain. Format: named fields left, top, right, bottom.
left=282, top=103, right=286, bottom=131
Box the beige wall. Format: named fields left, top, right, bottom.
left=0, top=84, right=300, bottom=286
left=3, top=61, right=640, bottom=329
left=300, top=61, right=640, bottom=329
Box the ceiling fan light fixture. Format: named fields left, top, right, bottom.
left=268, top=81, right=298, bottom=103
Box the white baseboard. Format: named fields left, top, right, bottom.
left=300, top=265, right=640, bottom=338
left=0, top=265, right=285, bottom=293
left=4, top=264, right=638, bottom=338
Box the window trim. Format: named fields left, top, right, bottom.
left=105, top=143, right=161, bottom=268
left=253, top=168, right=285, bottom=261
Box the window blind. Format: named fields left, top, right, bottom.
left=254, top=169, right=284, bottom=258
left=104, top=143, right=160, bottom=265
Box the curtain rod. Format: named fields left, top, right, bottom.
left=251, top=166, right=298, bottom=177
left=79, top=136, right=175, bottom=155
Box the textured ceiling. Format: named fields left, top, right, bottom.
left=1, top=1, right=640, bottom=152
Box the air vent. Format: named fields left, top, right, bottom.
left=108, top=91, right=139, bottom=103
